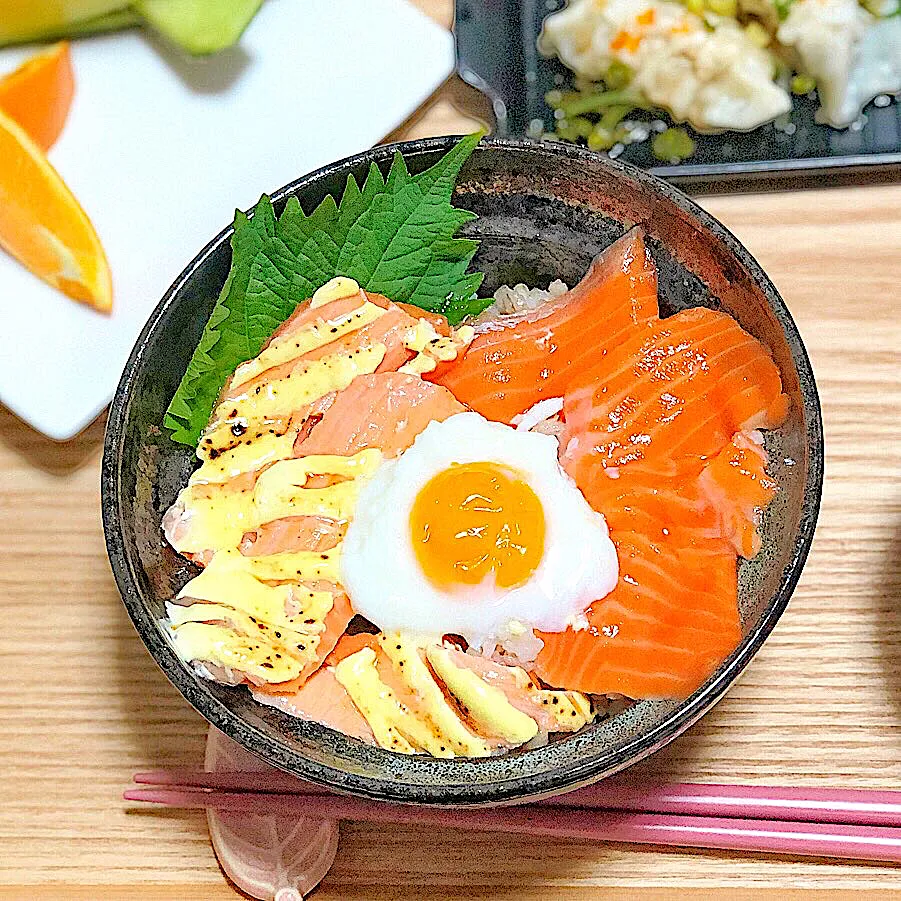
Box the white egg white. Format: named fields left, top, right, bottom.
left=341, top=412, right=619, bottom=651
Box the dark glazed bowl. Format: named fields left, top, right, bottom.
left=102, top=137, right=823, bottom=806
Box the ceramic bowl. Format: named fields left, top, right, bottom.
left=102, top=137, right=823, bottom=805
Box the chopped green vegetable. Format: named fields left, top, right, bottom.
left=545, top=89, right=565, bottom=108
left=603, top=61, right=634, bottom=91
left=773, top=0, right=794, bottom=19
left=554, top=116, right=595, bottom=142
left=791, top=74, right=817, bottom=95
left=586, top=106, right=631, bottom=151
left=652, top=128, right=697, bottom=163
left=550, top=88, right=646, bottom=118
left=165, top=132, right=486, bottom=445
left=860, top=0, right=891, bottom=12
left=684, top=0, right=705, bottom=14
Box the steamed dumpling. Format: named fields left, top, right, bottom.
left=779, top=0, right=901, bottom=127
left=540, top=0, right=792, bottom=131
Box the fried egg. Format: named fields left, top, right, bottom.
left=341, top=412, right=618, bottom=650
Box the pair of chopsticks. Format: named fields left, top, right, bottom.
left=126, top=772, right=901, bottom=863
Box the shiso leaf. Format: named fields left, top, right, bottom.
left=164, top=132, right=487, bottom=445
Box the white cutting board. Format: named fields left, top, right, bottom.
left=0, top=0, right=455, bottom=440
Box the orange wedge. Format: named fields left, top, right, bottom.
left=0, top=42, right=74, bottom=152
left=0, top=108, right=112, bottom=312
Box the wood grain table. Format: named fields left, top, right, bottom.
left=2, top=2, right=900, bottom=898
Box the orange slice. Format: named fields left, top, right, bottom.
left=0, top=108, right=112, bottom=312
left=0, top=42, right=74, bottom=152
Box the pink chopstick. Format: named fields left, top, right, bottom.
left=132, top=770, right=901, bottom=828
left=124, top=786, right=901, bottom=864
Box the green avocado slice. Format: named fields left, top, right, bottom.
left=133, top=0, right=264, bottom=55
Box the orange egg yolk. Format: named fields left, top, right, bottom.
left=409, top=462, right=546, bottom=590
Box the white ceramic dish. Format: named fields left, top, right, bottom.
left=0, top=0, right=453, bottom=439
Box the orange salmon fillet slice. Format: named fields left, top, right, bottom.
left=697, top=431, right=779, bottom=558
left=252, top=591, right=354, bottom=696
left=561, top=306, right=789, bottom=497
left=535, top=533, right=740, bottom=699
left=583, top=430, right=779, bottom=560
left=429, top=227, right=658, bottom=423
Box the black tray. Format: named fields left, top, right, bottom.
left=455, top=0, right=901, bottom=189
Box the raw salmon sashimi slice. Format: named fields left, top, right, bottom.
left=560, top=305, right=789, bottom=507
left=696, top=431, right=778, bottom=558
left=584, top=430, right=779, bottom=560
left=295, top=371, right=465, bottom=459
left=534, top=532, right=741, bottom=699
left=429, top=227, right=658, bottom=423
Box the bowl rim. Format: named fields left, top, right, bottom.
left=102, top=136, right=824, bottom=806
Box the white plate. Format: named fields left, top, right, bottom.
left=0, top=0, right=454, bottom=439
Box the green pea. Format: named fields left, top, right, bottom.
left=652, top=128, right=697, bottom=163
left=791, top=74, right=817, bottom=95
left=604, top=61, right=634, bottom=91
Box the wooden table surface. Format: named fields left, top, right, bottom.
left=2, top=2, right=901, bottom=899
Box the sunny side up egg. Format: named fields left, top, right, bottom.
left=341, top=412, right=618, bottom=651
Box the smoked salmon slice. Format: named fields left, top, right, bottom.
left=535, top=532, right=741, bottom=699
left=429, top=227, right=658, bottom=423
left=294, top=371, right=465, bottom=459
